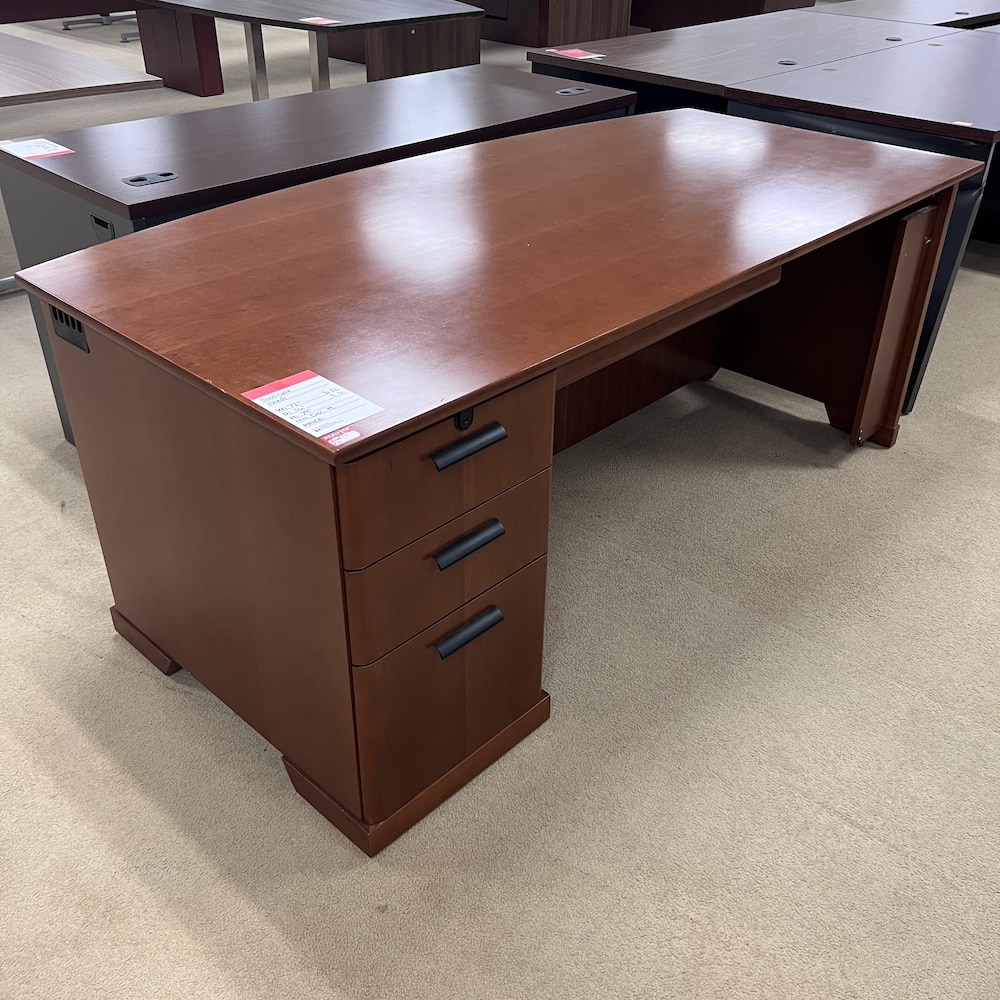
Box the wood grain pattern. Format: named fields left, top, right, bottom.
left=45, top=310, right=364, bottom=817
left=528, top=10, right=957, bottom=95
left=336, top=376, right=555, bottom=570
left=0, top=65, right=633, bottom=221
left=363, top=15, right=481, bottom=79
left=17, top=111, right=980, bottom=466
left=630, top=0, right=813, bottom=31
left=0, top=32, right=161, bottom=106
left=141, top=0, right=484, bottom=31
left=135, top=7, right=223, bottom=97
left=815, top=0, right=1000, bottom=27
left=352, top=557, right=547, bottom=822
left=344, top=470, right=551, bottom=665
left=727, top=30, right=1000, bottom=142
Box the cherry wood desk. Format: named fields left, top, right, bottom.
left=630, top=0, right=813, bottom=32
left=528, top=14, right=996, bottom=411
left=16, top=111, right=977, bottom=854
left=0, top=30, right=161, bottom=106
left=0, top=63, right=634, bottom=443
left=812, top=0, right=1000, bottom=28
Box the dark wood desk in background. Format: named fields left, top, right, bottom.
left=630, top=0, right=813, bottom=32
left=142, top=0, right=483, bottom=100
left=812, top=0, right=1000, bottom=27
left=0, top=63, right=634, bottom=442
left=528, top=13, right=1000, bottom=410
left=475, top=0, right=632, bottom=47
left=17, top=111, right=977, bottom=853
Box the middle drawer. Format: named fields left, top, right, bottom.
left=344, top=469, right=550, bottom=666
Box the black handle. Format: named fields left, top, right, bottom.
left=430, top=421, right=507, bottom=471
left=435, top=606, right=504, bottom=660
left=432, top=519, right=506, bottom=571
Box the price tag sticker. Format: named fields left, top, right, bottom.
left=545, top=48, right=606, bottom=60
left=0, top=138, right=75, bottom=160
left=243, top=370, right=382, bottom=441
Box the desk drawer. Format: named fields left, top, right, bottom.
left=352, top=556, right=547, bottom=823
left=336, top=374, right=555, bottom=570
left=344, top=470, right=550, bottom=666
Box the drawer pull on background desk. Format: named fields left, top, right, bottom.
left=431, top=421, right=507, bottom=471
left=432, top=519, right=506, bottom=571
left=435, top=606, right=504, bottom=659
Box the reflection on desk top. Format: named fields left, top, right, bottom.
left=729, top=29, right=1000, bottom=142
left=140, top=0, right=483, bottom=31
left=526, top=11, right=958, bottom=95
left=812, top=0, right=1000, bottom=27
left=17, top=110, right=981, bottom=463
left=0, top=65, right=635, bottom=218
left=0, top=32, right=161, bottom=107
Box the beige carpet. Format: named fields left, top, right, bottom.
left=2, top=10, right=999, bottom=1000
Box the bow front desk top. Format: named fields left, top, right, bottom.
left=16, top=111, right=982, bottom=853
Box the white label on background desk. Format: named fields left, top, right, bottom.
left=0, top=139, right=74, bottom=160
left=545, top=48, right=606, bottom=60
left=299, top=16, right=341, bottom=24
left=242, top=371, right=382, bottom=441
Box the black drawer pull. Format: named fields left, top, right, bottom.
left=435, top=606, right=504, bottom=660
left=430, top=421, right=507, bottom=471
left=432, top=519, right=506, bottom=571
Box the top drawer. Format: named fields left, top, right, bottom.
left=336, top=373, right=555, bottom=570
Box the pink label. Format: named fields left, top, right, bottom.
left=546, top=47, right=605, bottom=60
left=241, top=369, right=317, bottom=401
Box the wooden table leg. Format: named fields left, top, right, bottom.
left=135, top=8, right=223, bottom=97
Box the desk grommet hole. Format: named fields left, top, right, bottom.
left=778, top=59, right=797, bottom=66
left=885, top=35, right=903, bottom=41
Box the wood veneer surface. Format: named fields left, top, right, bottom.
left=0, top=65, right=634, bottom=218
left=18, top=110, right=980, bottom=464
left=630, top=0, right=813, bottom=31
left=0, top=32, right=161, bottom=106
left=0, top=0, right=149, bottom=20
left=528, top=10, right=957, bottom=94
left=729, top=30, right=1000, bottom=142
left=814, top=0, right=1000, bottom=27
left=139, top=0, right=483, bottom=30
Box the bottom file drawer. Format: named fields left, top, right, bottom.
left=352, top=556, right=547, bottom=823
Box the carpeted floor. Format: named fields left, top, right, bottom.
left=1, top=9, right=998, bottom=1000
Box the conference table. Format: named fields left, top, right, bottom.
left=16, top=110, right=978, bottom=853
left=528, top=12, right=1000, bottom=412
left=812, top=0, right=1000, bottom=27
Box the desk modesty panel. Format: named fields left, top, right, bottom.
left=17, top=111, right=980, bottom=854
left=630, top=0, right=815, bottom=32
left=0, top=64, right=635, bottom=444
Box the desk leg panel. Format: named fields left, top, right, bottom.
left=41, top=312, right=363, bottom=816
left=364, top=18, right=481, bottom=82
left=284, top=692, right=551, bottom=856
left=718, top=218, right=898, bottom=436
left=136, top=8, right=223, bottom=97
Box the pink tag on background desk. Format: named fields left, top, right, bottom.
left=242, top=370, right=382, bottom=440
left=299, top=16, right=341, bottom=25
left=0, top=139, right=74, bottom=160
left=545, top=48, right=605, bottom=60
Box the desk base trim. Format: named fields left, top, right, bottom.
left=283, top=692, right=551, bottom=855
left=111, top=605, right=181, bottom=675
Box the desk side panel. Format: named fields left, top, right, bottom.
left=42, top=311, right=362, bottom=816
